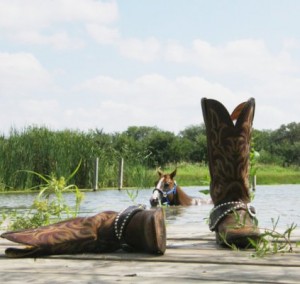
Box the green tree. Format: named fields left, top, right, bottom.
left=145, top=130, right=177, bottom=167
left=179, top=124, right=207, bottom=163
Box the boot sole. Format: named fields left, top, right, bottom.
left=142, top=207, right=166, bottom=255
left=216, top=231, right=260, bottom=248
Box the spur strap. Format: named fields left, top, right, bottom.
left=114, top=204, right=146, bottom=246
left=209, top=201, right=256, bottom=231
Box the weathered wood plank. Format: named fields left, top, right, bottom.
left=0, top=256, right=299, bottom=283
left=0, top=224, right=299, bottom=283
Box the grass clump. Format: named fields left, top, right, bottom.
left=1, top=162, right=84, bottom=230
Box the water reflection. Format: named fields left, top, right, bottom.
left=164, top=206, right=185, bottom=222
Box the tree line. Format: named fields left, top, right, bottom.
left=0, top=122, right=299, bottom=190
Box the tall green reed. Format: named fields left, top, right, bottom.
left=0, top=126, right=155, bottom=190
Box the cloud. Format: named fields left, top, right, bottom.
left=11, top=31, right=85, bottom=50
left=74, top=75, right=131, bottom=99
left=0, top=52, right=53, bottom=97
left=0, top=1, right=299, bottom=135
left=283, top=38, right=300, bottom=50
left=0, top=51, right=63, bottom=133
left=255, top=104, right=288, bottom=131
left=253, top=75, right=300, bottom=129
left=0, top=0, right=118, bottom=48
left=164, top=41, right=189, bottom=63
left=1, top=59, right=299, bottom=135
left=0, top=0, right=118, bottom=29
left=71, top=73, right=239, bottom=133
left=86, top=24, right=119, bottom=45
left=164, top=39, right=298, bottom=79
left=0, top=98, right=62, bottom=134
left=118, top=37, right=161, bottom=62
left=70, top=70, right=300, bottom=133
left=87, top=32, right=299, bottom=81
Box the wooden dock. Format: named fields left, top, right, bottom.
left=0, top=223, right=299, bottom=283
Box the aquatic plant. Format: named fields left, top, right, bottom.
left=2, top=161, right=84, bottom=230
left=125, top=188, right=139, bottom=204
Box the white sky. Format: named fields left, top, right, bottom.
left=0, top=0, right=299, bottom=135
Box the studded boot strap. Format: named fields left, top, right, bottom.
left=114, top=204, right=146, bottom=250
left=209, top=201, right=257, bottom=231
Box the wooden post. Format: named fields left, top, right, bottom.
left=93, top=157, right=99, bottom=191
left=118, top=158, right=124, bottom=190
left=251, top=175, right=256, bottom=191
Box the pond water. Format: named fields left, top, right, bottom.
left=0, top=185, right=299, bottom=231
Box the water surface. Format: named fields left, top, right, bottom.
left=1, top=185, right=299, bottom=231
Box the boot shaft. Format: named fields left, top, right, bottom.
left=1, top=206, right=167, bottom=257
left=201, top=98, right=255, bottom=205
left=1, top=211, right=120, bottom=257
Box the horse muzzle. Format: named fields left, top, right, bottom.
left=150, top=189, right=162, bottom=207
left=150, top=197, right=159, bottom=207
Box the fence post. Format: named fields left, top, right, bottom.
left=118, top=158, right=124, bottom=190
left=93, top=157, right=99, bottom=191
left=251, top=175, right=256, bottom=191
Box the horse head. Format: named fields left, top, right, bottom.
left=150, top=168, right=178, bottom=207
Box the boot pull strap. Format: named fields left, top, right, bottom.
left=209, top=201, right=257, bottom=231
left=114, top=204, right=146, bottom=242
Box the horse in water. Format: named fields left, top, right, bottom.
left=150, top=168, right=211, bottom=207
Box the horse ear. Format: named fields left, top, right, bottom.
left=157, top=167, right=164, bottom=177
left=170, top=168, right=177, bottom=179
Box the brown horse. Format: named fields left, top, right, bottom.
left=150, top=169, right=211, bottom=207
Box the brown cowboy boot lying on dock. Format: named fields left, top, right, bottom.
left=201, top=97, right=260, bottom=248
left=1, top=205, right=166, bottom=257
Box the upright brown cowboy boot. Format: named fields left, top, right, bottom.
left=201, top=97, right=260, bottom=248
left=1, top=205, right=166, bottom=257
